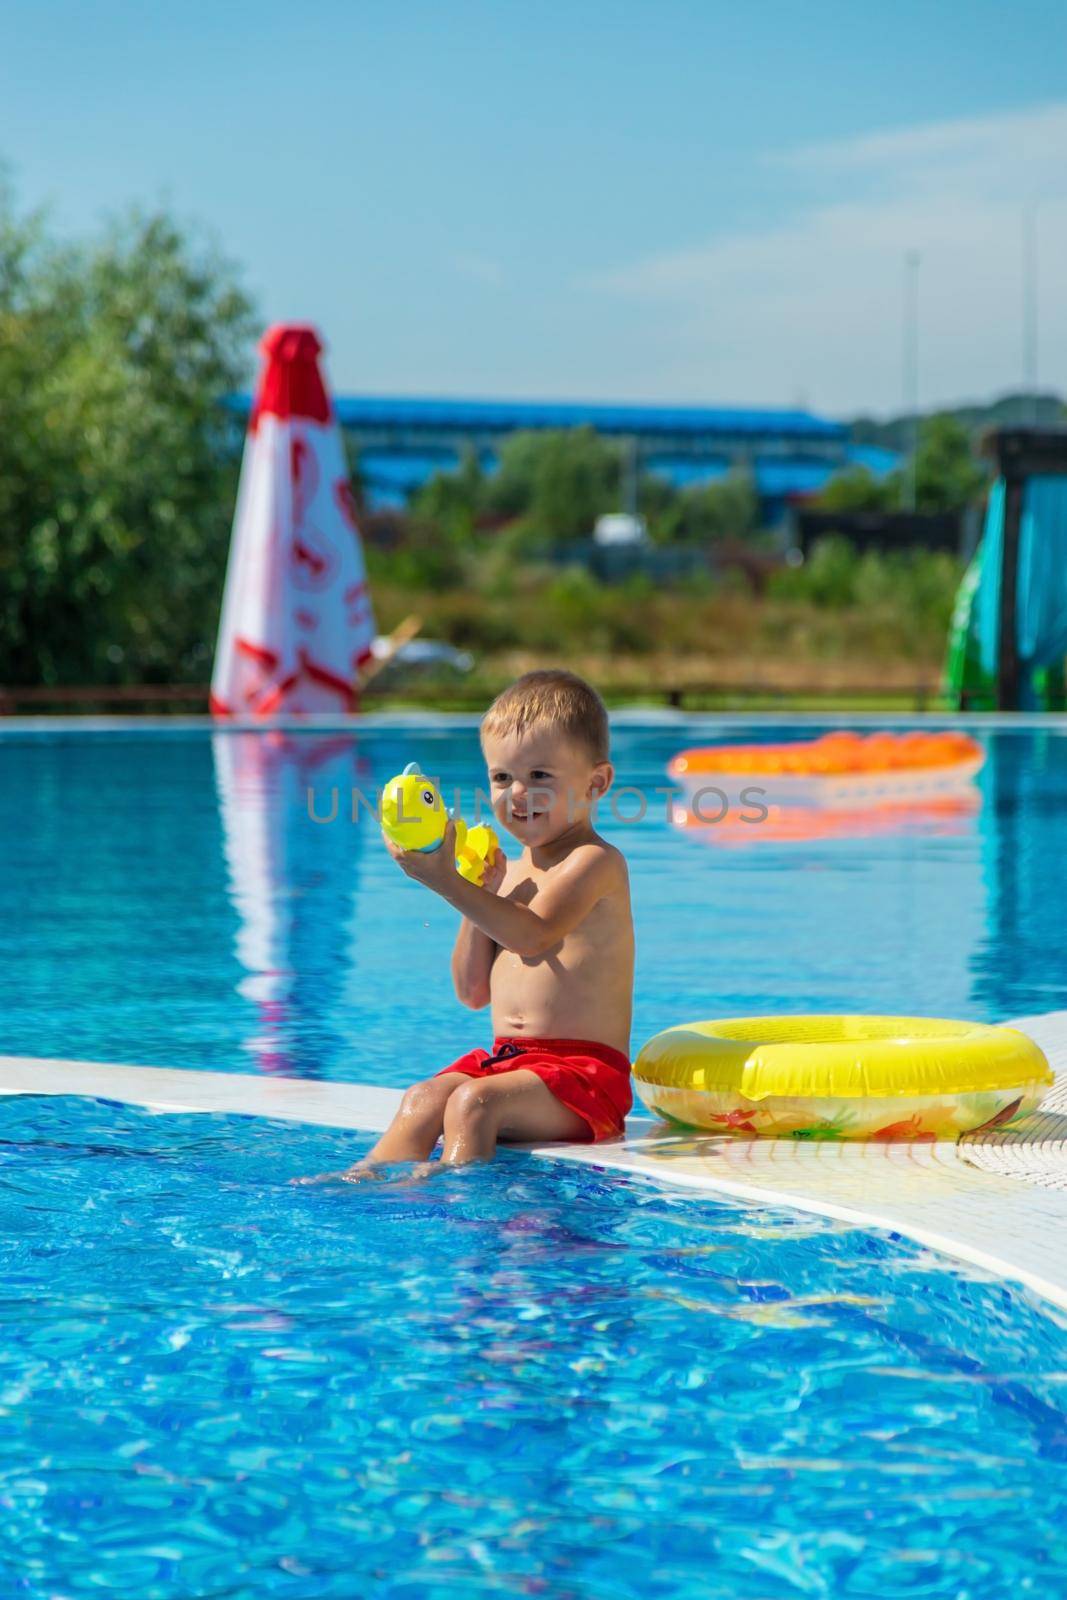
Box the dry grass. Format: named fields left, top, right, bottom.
left=481, top=648, right=939, bottom=694
left=372, top=578, right=946, bottom=700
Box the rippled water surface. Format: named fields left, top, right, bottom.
left=1, top=721, right=1066, bottom=1596
left=1, top=1096, right=1065, bottom=1600
left=1, top=721, right=1066, bottom=1076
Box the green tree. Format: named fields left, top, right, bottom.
left=911, top=413, right=988, bottom=513
left=635, top=471, right=677, bottom=540
left=815, top=466, right=896, bottom=514
left=819, top=417, right=986, bottom=520
left=410, top=446, right=484, bottom=544
left=486, top=427, right=620, bottom=540
left=658, top=469, right=759, bottom=545
left=0, top=188, right=257, bottom=685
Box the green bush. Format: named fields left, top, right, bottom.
left=770, top=537, right=860, bottom=607
left=769, top=536, right=962, bottom=637
left=0, top=190, right=257, bottom=685
left=530, top=568, right=604, bottom=647
left=366, top=526, right=467, bottom=592
left=419, top=592, right=517, bottom=652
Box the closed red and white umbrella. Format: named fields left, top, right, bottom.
left=211, top=324, right=375, bottom=717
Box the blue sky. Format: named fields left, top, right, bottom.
left=4, top=0, right=1065, bottom=414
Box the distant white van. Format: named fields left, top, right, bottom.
left=593, top=513, right=649, bottom=547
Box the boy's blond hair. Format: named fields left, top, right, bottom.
left=481, top=670, right=610, bottom=764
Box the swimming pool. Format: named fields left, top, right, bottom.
left=2, top=1093, right=1065, bottom=1599
left=2, top=720, right=1066, bottom=1077
left=1, top=718, right=1066, bottom=1596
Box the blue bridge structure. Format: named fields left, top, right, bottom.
left=227, top=392, right=897, bottom=521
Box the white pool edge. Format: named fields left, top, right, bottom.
left=4, top=710, right=1067, bottom=734
left=529, top=1141, right=1067, bottom=1316
left=3, top=1015, right=1067, bottom=1319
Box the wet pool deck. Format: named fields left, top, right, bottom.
left=2, top=1008, right=1066, bottom=1315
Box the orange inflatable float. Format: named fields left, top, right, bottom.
left=670, top=731, right=984, bottom=814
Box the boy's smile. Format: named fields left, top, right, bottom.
left=481, top=730, right=612, bottom=848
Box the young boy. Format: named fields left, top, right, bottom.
left=349, top=670, right=634, bottom=1174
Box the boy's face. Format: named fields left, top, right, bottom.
left=482, top=728, right=612, bottom=847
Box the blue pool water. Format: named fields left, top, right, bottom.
left=1, top=1095, right=1065, bottom=1599
left=1, top=719, right=1066, bottom=1596
left=1, top=721, right=1066, bottom=1077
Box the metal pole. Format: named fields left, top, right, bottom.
left=623, top=436, right=638, bottom=519
left=903, top=251, right=920, bottom=512
left=1023, top=206, right=1038, bottom=425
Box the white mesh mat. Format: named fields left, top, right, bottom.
left=959, top=1012, right=1067, bottom=1190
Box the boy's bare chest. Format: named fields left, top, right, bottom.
left=502, top=869, right=627, bottom=955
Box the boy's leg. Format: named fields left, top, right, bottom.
left=293, top=1075, right=468, bottom=1182
left=440, top=1068, right=587, bottom=1165
left=359, top=1073, right=468, bottom=1167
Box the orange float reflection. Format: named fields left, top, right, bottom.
left=668, top=730, right=984, bottom=847
left=671, top=791, right=981, bottom=848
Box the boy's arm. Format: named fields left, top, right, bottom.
left=451, top=920, right=496, bottom=1009
left=450, top=849, right=505, bottom=1008
left=390, top=827, right=618, bottom=958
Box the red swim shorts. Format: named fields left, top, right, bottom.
left=436, top=1036, right=633, bottom=1143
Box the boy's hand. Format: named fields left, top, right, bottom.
left=385, top=818, right=461, bottom=893
left=481, top=845, right=506, bottom=894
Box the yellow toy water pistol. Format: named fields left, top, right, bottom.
left=380, top=763, right=500, bottom=886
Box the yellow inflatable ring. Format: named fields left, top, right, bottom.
left=633, top=1015, right=1052, bottom=1141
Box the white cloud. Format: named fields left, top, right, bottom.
left=452, top=252, right=504, bottom=287
left=589, top=103, right=1067, bottom=415
left=781, top=102, right=1067, bottom=199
